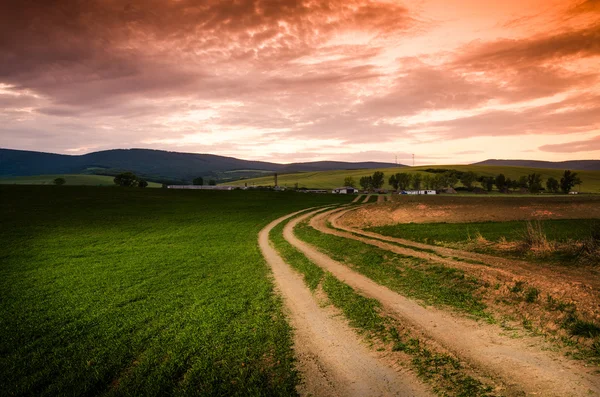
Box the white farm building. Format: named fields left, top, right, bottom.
left=167, top=185, right=235, bottom=190
left=401, top=190, right=437, bottom=195
left=332, top=186, right=358, bottom=194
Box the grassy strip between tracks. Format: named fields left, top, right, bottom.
left=270, top=216, right=496, bottom=397
left=295, top=220, right=491, bottom=321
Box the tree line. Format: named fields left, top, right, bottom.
left=343, top=169, right=583, bottom=194
left=113, top=172, right=148, bottom=188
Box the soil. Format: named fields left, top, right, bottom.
left=258, top=210, right=433, bottom=397
left=285, top=208, right=600, bottom=397
left=343, top=196, right=600, bottom=228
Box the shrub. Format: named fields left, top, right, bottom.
left=571, top=320, right=600, bottom=338
left=518, top=221, right=554, bottom=255
left=509, top=281, right=525, bottom=294
left=578, top=222, right=600, bottom=266
left=525, top=287, right=539, bottom=303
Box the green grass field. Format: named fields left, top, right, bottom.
left=368, top=219, right=600, bottom=266
left=226, top=165, right=600, bottom=193
left=0, top=186, right=352, bottom=396
left=0, top=174, right=161, bottom=187
left=369, top=219, right=599, bottom=245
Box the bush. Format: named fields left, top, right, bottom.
left=53, top=177, right=66, bottom=186
left=578, top=222, right=600, bottom=265
left=525, top=287, right=539, bottom=303
left=114, top=172, right=138, bottom=187
left=518, top=221, right=554, bottom=255
left=571, top=320, right=600, bottom=338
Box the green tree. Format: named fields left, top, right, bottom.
left=510, top=179, right=520, bottom=191
left=431, top=174, right=444, bottom=190
left=422, top=174, right=432, bottom=190
left=193, top=177, right=204, bottom=186
left=396, top=173, right=412, bottom=190
left=359, top=176, right=372, bottom=191
left=444, top=171, right=458, bottom=188
left=114, top=172, right=138, bottom=187
left=482, top=177, right=494, bottom=192
left=546, top=177, right=559, bottom=193
left=53, top=177, right=66, bottom=186
left=412, top=173, right=422, bottom=190
left=495, top=174, right=506, bottom=191
left=209, top=179, right=217, bottom=186
left=560, top=170, right=582, bottom=194
left=527, top=173, right=543, bottom=193
left=518, top=175, right=529, bottom=189
left=388, top=174, right=399, bottom=190
left=371, top=171, right=385, bottom=189
left=343, top=176, right=356, bottom=187
left=460, top=171, right=478, bottom=190
left=138, top=178, right=148, bottom=188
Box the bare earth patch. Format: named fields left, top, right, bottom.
left=344, top=196, right=600, bottom=228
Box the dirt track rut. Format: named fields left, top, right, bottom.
left=259, top=209, right=433, bottom=397
left=284, top=209, right=600, bottom=397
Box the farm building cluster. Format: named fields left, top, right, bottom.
left=167, top=184, right=439, bottom=195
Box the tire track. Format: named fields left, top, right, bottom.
left=283, top=209, right=600, bottom=397
left=259, top=209, right=433, bottom=397
left=351, top=194, right=363, bottom=203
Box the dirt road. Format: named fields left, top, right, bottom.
left=284, top=209, right=600, bottom=397
left=259, top=209, right=433, bottom=397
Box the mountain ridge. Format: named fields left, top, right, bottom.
left=474, top=159, right=600, bottom=171
left=0, top=148, right=401, bottom=183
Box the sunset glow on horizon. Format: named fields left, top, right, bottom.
left=1, top=0, right=599, bottom=165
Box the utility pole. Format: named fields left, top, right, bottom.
left=412, top=154, right=415, bottom=167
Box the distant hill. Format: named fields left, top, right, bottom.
left=226, top=164, right=600, bottom=192
left=0, top=148, right=399, bottom=184
left=474, top=159, right=600, bottom=171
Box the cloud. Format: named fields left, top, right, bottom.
left=0, top=0, right=599, bottom=162
left=570, top=0, right=600, bottom=14
left=455, top=23, right=600, bottom=68
left=539, top=135, right=600, bottom=152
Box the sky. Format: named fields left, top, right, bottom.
left=0, top=0, right=599, bottom=165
